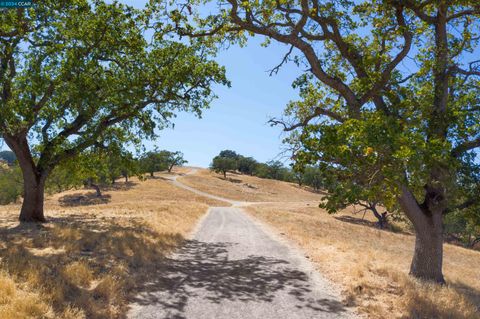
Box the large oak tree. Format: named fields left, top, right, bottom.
left=0, top=0, right=227, bottom=222
left=172, top=0, right=480, bottom=283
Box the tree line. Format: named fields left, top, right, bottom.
left=0, top=148, right=187, bottom=202
left=210, top=149, right=324, bottom=191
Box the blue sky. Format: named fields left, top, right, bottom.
left=149, top=40, right=302, bottom=167
left=120, top=1, right=303, bottom=167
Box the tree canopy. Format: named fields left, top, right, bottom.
left=210, top=155, right=237, bottom=178
left=0, top=0, right=228, bottom=221
left=171, top=0, right=480, bottom=283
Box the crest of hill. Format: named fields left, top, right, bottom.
left=177, top=168, right=324, bottom=203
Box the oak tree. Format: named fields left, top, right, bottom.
left=0, top=0, right=227, bottom=222
left=174, top=0, right=480, bottom=282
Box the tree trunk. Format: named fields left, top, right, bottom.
left=410, top=214, right=444, bottom=283
left=3, top=133, right=48, bottom=223
left=20, top=173, right=47, bottom=222
left=150, top=171, right=154, bottom=177
left=125, top=175, right=128, bottom=183
left=399, top=186, right=445, bottom=283
left=223, top=171, right=226, bottom=179
left=91, top=183, right=102, bottom=197
left=168, top=164, right=174, bottom=173
left=370, top=205, right=388, bottom=229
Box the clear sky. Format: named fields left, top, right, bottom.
left=116, top=0, right=302, bottom=167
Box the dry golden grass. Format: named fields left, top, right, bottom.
left=178, top=169, right=323, bottom=202
left=0, top=174, right=221, bottom=319
left=246, top=203, right=480, bottom=319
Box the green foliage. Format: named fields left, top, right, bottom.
left=158, top=150, right=188, bottom=172
left=301, top=166, right=324, bottom=192
left=0, top=0, right=228, bottom=219
left=179, top=0, right=480, bottom=222
left=210, top=155, right=237, bottom=178
left=258, top=160, right=292, bottom=181
left=218, top=150, right=240, bottom=159
left=140, top=149, right=168, bottom=177
left=0, top=164, right=22, bottom=204
left=237, top=156, right=257, bottom=175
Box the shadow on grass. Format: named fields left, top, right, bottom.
left=0, top=216, right=184, bottom=318
left=58, top=192, right=112, bottom=207
left=215, top=176, right=243, bottom=183
left=334, top=215, right=408, bottom=234
left=103, top=181, right=138, bottom=191
left=130, top=240, right=349, bottom=318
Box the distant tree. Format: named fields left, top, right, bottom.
left=219, top=150, right=240, bottom=159
left=46, top=161, right=84, bottom=194
left=237, top=156, right=257, bottom=175
left=0, top=1, right=227, bottom=222
left=119, top=153, right=139, bottom=183
left=159, top=151, right=188, bottom=173
left=292, top=170, right=304, bottom=187
left=253, top=162, right=270, bottom=179
left=265, top=160, right=285, bottom=180
left=211, top=156, right=237, bottom=179
left=0, top=151, right=16, bottom=165
left=443, top=159, right=480, bottom=247
left=140, top=150, right=168, bottom=177
left=302, top=166, right=324, bottom=192
left=95, top=139, right=140, bottom=185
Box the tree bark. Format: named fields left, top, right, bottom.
left=3, top=133, right=48, bottom=223
left=370, top=205, right=388, bottom=229
left=91, top=183, right=102, bottom=197
left=20, top=171, right=47, bottom=222
left=410, top=212, right=444, bottom=283
left=398, top=186, right=445, bottom=283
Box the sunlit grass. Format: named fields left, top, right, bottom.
left=178, top=169, right=323, bottom=202
left=246, top=203, right=480, bottom=319
left=0, top=173, right=214, bottom=318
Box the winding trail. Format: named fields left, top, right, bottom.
left=128, top=170, right=357, bottom=319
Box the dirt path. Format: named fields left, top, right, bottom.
left=128, top=171, right=357, bottom=319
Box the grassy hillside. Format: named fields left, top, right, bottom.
left=0, top=173, right=223, bottom=319
left=178, top=169, right=323, bottom=202
left=246, top=203, right=480, bottom=319
left=1, top=168, right=478, bottom=318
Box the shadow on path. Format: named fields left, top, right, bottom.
left=131, top=240, right=348, bottom=318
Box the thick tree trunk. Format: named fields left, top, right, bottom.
left=370, top=205, right=388, bottom=229
left=150, top=171, right=154, bottom=177
left=20, top=173, right=47, bottom=222
left=410, top=212, right=444, bottom=283
left=399, top=186, right=445, bottom=283
left=3, top=133, right=48, bottom=223
left=168, top=164, right=174, bottom=173
left=91, top=183, right=102, bottom=197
